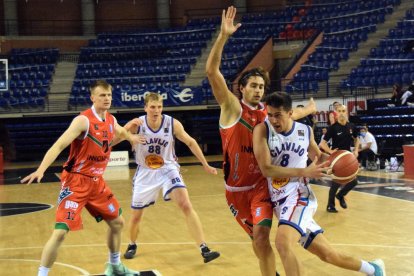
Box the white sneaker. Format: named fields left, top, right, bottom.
left=387, top=103, right=395, bottom=107
left=369, top=259, right=386, bottom=276
left=407, top=102, right=414, bottom=106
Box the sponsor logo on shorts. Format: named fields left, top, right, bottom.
left=64, top=200, right=79, bottom=210
left=229, top=204, right=238, bottom=217
left=255, top=207, right=262, bottom=217
left=108, top=203, right=115, bottom=213
left=58, top=187, right=73, bottom=205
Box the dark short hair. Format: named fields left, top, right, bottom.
left=89, top=80, right=112, bottom=94
left=264, top=91, right=292, bottom=111
left=238, top=67, right=269, bottom=90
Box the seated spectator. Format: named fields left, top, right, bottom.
left=388, top=83, right=403, bottom=107
left=358, top=125, right=378, bottom=169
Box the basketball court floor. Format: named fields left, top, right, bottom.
left=0, top=156, right=413, bottom=275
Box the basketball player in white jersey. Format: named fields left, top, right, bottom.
left=118, top=92, right=220, bottom=263
left=253, top=92, right=385, bottom=276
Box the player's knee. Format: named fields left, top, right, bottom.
left=130, top=213, right=142, bottom=224
left=253, top=232, right=271, bottom=252
left=178, top=200, right=193, bottom=215
left=52, top=229, right=67, bottom=243
left=109, top=216, right=125, bottom=231
left=317, top=250, right=338, bottom=264
left=275, top=238, right=291, bottom=257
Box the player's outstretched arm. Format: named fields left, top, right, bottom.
left=206, top=6, right=241, bottom=110
left=21, top=115, right=88, bottom=185
left=114, top=121, right=146, bottom=147
left=291, top=97, right=317, bottom=120
left=111, top=118, right=143, bottom=147
left=173, top=119, right=217, bottom=175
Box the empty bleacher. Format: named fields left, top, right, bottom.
left=0, top=48, right=58, bottom=111
left=341, top=6, right=414, bottom=89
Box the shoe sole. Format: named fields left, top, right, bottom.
left=124, top=251, right=136, bottom=259
left=203, top=252, right=220, bottom=263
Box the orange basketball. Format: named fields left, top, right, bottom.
left=327, top=150, right=359, bottom=185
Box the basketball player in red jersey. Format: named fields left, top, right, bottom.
left=206, top=6, right=316, bottom=276
left=21, top=80, right=144, bottom=276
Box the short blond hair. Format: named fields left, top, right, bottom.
left=90, top=80, right=112, bottom=95
left=144, top=92, right=163, bottom=105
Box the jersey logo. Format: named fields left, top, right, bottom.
left=173, top=88, right=193, bottom=103
left=271, top=177, right=290, bottom=189
left=145, top=154, right=165, bottom=169
left=298, top=130, right=304, bottom=136
left=58, top=187, right=73, bottom=205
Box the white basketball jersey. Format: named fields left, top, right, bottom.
left=266, top=120, right=311, bottom=201
left=134, top=114, right=178, bottom=169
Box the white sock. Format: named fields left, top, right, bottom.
left=109, top=252, right=121, bottom=265
left=359, top=260, right=375, bottom=275
left=38, top=266, right=50, bottom=276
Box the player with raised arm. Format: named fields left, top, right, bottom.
left=206, top=6, right=316, bottom=276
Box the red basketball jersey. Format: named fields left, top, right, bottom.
left=63, top=108, right=115, bottom=177
left=220, top=101, right=267, bottom=187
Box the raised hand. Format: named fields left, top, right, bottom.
left=221, top=6, right=242, bottom=37
left=307, top=97, right=317, bottom=114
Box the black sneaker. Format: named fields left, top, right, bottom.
left=276, top=272, right=281, bottom=276
left=201, top=248, right=220, bottom=263
left=124, top=243, right=137, bottom=259
left=326, top=206, right=338, bottom=213
left=335, top=195, right=347, bottom=209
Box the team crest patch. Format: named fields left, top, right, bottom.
left=255, top=207, right=262, bottom=217
left=271, top=177, right=290, bottom=189
left=58, top=187, right=73, bottom=205
left=108, top=203, right=115, bottom=213
left=94, top=124, right=99, bottom=130
left=298, top=130, right=304, bottom=136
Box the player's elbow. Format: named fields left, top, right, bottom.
left=258, top=164, right=273, bottom=177
left=205, top=66, right=218, bottom=79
